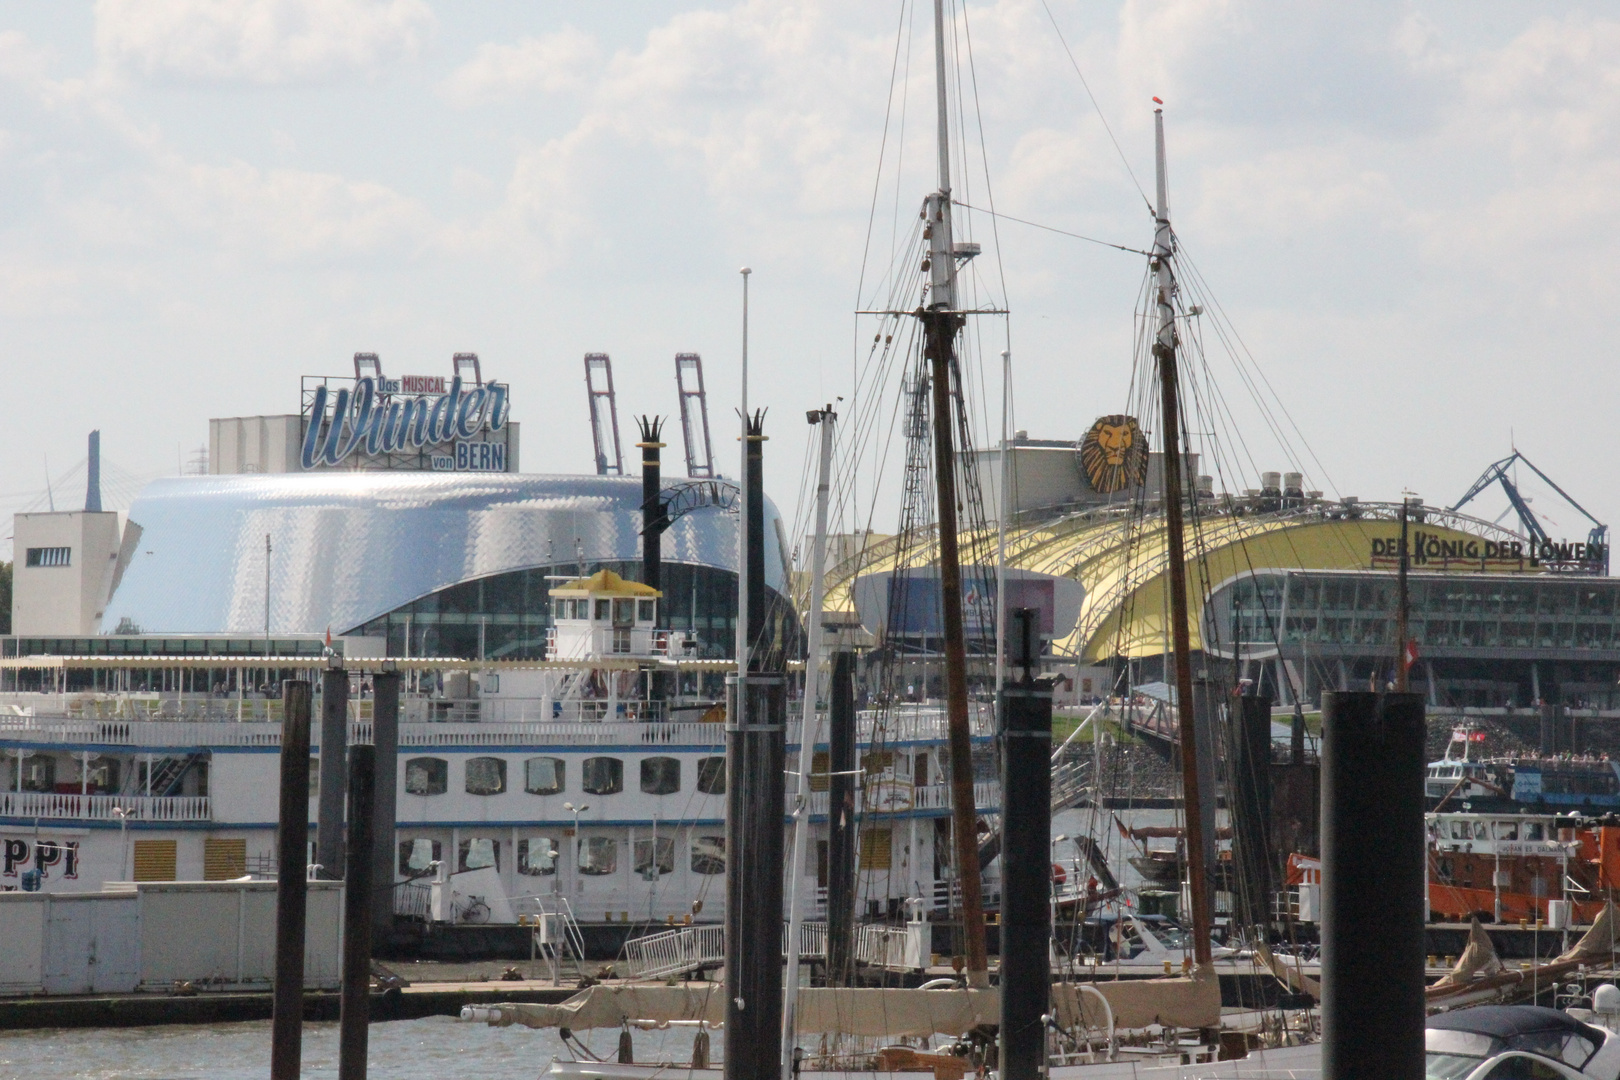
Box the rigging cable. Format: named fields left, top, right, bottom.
left=1036, top=0, right=1152, bottom=212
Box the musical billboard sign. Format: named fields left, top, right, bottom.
left=300, top=373, right=512, bottom=472
left=1369, top=531, right=1608, bottom=574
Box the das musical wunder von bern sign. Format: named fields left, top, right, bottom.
left=299, top=373, right=512, bottom=472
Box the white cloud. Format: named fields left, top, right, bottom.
left=94, top=0, right=434, bottom=84
left=163, top=160, right=436, bottom=260
left=442, top=27, right=600, bottom=105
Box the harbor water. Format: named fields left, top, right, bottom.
left=0, top=1016, right=624, bottom=1079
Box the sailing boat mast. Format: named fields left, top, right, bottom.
left=781, top=405, right=835, bottom=1076
left=921, top=0, right=990, bottom=988
left=1396, top=497, right=1411, bottom=693
left=1150, top=106, right=1214, bottom=968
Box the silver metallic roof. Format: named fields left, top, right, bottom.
left=103, top=473, right=782, bottom=636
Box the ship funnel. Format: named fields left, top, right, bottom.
left=86, top=430, right=102, bottom=513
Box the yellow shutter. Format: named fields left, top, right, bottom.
left=132, top=839, right=177, bottom=882
left=810, top=751, right=830, bottom=792
left=859, top=827, right=892, bottom=871
left=203, top=837, right=247, bottom=881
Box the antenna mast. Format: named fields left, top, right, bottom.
left=1151, top=106, right=1214, bottom=969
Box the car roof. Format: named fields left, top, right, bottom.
left=1428, top=1005, right=1604, bottom=1045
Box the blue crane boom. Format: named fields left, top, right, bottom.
left=1451, top=450, right=1608, bottom=573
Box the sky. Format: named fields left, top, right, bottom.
left=1, top=1, right=1618, bottom=559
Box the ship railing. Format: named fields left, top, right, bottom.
left=393, top=880, right=432, bottom=920
left=545, top=627, right=696, bottom=660
left=0, top=716, right=986, bottom=755
left=932, top=878, right=1002, bottom=913
left=0, top=791, right=211, bottom=822
left=623, top=920, right=828, bottom=982
left=792, top=919, right=829, bottom=959
left=0, top=717, right=730, bottom=750
left=855, top=923, right=925, bottom=971
left=0, top=719, right=284, bottom=747
left=799, top=780, right=999, bottom=818
left=389, top=721, right=727, bottom=748
left=623, top=922, right=726, bottom=980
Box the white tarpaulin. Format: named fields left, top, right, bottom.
left=482, top=985, right=1000, bottom=1036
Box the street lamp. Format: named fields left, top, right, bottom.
left=112, top=806, right=133, bottom=882
left=564, top=802, right=590, bottom=896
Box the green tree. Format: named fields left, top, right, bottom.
left=0, top=561, right=10, bottom=635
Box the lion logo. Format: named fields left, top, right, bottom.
left=1079, top=415, right=1148, bottom=494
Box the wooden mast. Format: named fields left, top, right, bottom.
left=921, top=0, right=989, bottom=987
left=1396, top=498, right=1411, bottom=693
left=1150, top=106, right=1213, bottom=968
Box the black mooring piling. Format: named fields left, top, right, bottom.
left=338, top=743, right=376, bottom=1080
left=369, top=672, right=400, bottom=944
left=271, top=680, right=312, bottom=1080
left=316, top=664, right=349, bottom=879
left=998, top=609, right=1052, bottom=1080
left=1321, top=690, right=1426, bottom=1080
left=825, top=650, right=857, bottom=987
left=723, top=410, right=785, bottom=1080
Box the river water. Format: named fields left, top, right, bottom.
left=0, top=1016, right=625, bottom=1079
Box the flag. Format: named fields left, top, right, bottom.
left=324, top=625, right=332, bottom=650
left=1404, top=638, right=1420, bottom=671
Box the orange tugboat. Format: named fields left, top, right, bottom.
left=1427, top=810, right=1620, bottom=924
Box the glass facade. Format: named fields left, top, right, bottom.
left=345, top=559, right=791, bottom=661
left=1, top=635, right=330, bottom=658
left=1205, top=571, right=1620, bottom=657
left=1276, top=575, right=1620, bottom=654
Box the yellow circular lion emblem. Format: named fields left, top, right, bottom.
left=1079, top=415, right=1148, bottom=494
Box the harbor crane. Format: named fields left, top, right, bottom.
left=1451, top=449, right=1609, bottom=574
left=584, top=353, right=624, bottom=476
left=675, top=353, right=715, bottom=478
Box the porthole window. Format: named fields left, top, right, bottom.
left=640, top=757, right=680, bottom=795
left=465, top=757, right=507, bottom=796
left=524, top=757, right=565, bottom=795
left=696, top=757, right=726, bottom=795
left=691, top=836, right=725, bottom=875
left=578, top=836, right=618, bottom=875
left=518, top=837, right=559, bottom=876
left=582, top=757, right=623, bottom=795
left=405, top=757, right=448, bottom=796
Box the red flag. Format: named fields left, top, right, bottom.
left=1404, top=638, right=1420, bottom=671
left=325, top=625, right=332, bottom=649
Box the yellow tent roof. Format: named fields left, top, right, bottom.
left=820, top=502, right=1534, bottom=663
left=549, top=569, right=661, bottom=598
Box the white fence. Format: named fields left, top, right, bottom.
left=0, top=792, right=211, bottom=822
